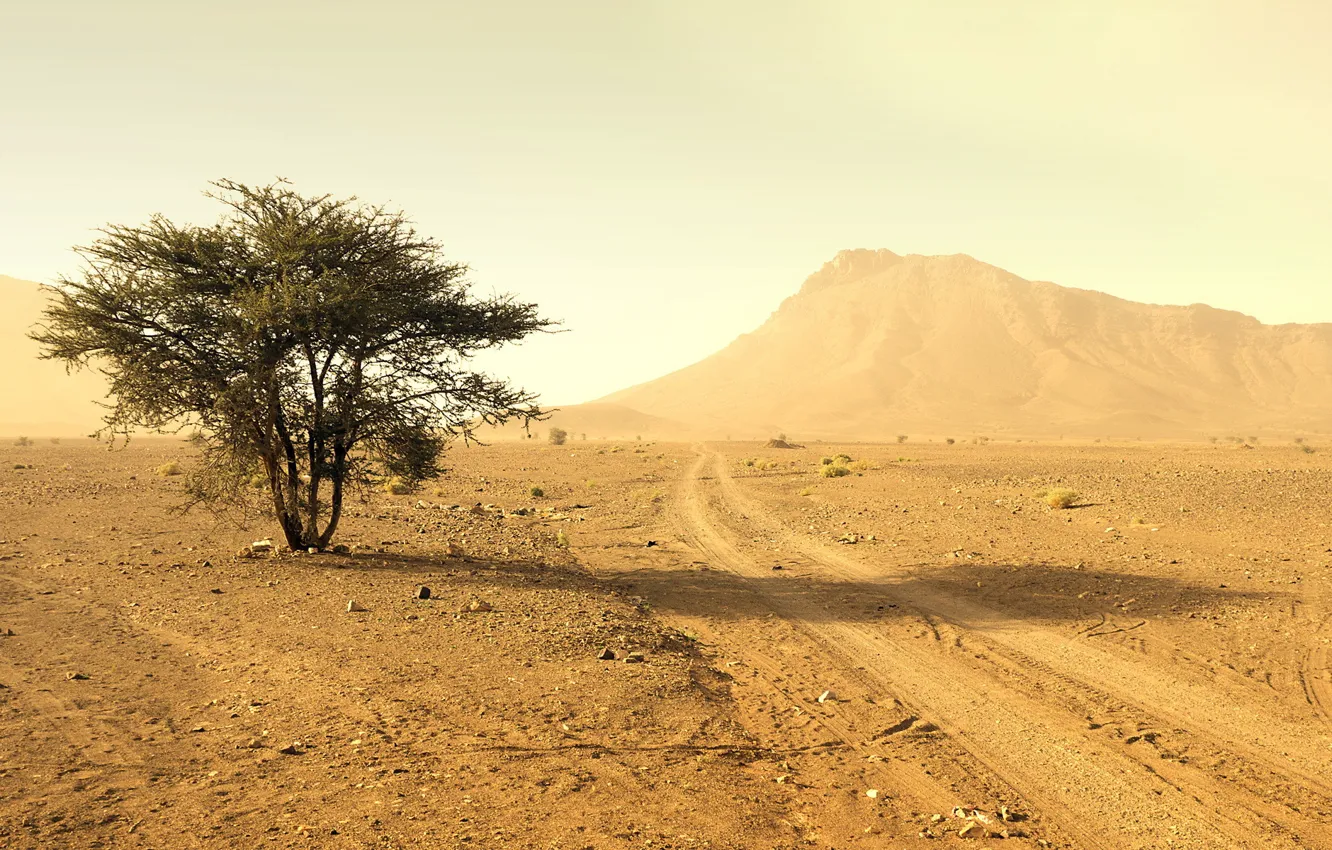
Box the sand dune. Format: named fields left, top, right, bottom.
left=603, top=249, right=1332, bottom=439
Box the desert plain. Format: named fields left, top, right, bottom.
left=2, top=435, right=1330, bottom=849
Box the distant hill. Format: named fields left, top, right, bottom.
left=0, top=275, right=108, bottom=437
left=601, top=250, right=1332, bottom=439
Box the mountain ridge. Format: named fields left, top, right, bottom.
left=600, top=250, right=1332, bottom=439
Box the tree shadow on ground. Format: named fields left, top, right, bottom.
left=598, top=557, right=1287, bottom=628
left=312, top=548, right=1286, bottom=631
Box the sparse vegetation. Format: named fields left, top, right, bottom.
left=798, top=486, right=814, bottom=496
left=32, top=180, right=551, bottom=550
left=820, top=463, right=851, bottom=478
left=529, top=486, right=544, bottom=497
left=896, top=435, right=908, bottom=443
left=555, top=530, right=570, bottom=548
left=945, top=438, right=955, bottom=445
left=1300, top=444, right=1316, bottom=454
left=155, top=461, right=183, bottom=476
left=383, top=476, right=412, bottom=495
left=1037, top=487, right=1079, bottom=509
left=548, top=427, right=568, bottom=446
left=13, top=436, right=31, bottom=447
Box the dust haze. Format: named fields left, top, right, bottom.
left=5, top=4, right=1332, bottom=850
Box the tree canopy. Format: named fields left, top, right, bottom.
left=32, top=180, right=552, bottom=549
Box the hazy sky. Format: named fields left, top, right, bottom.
left=3, top=1, right=1330, bottom=405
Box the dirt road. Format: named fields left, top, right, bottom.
left=652, top=447, right=1332, bottom=848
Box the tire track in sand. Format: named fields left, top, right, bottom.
left=677, top=451, right=1316, bottom=849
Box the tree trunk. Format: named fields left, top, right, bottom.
left=265, top=456, right=305, bottom=550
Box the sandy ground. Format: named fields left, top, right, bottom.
left=2, top=437, right=1331, bottom=848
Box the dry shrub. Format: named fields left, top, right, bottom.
left=155, top=461, right=183, bottom=476
left=383, top=476, right=411, bottom=495
left=847, top=459, right=876, bottom=472
left=529, top=486, right=544, bottom=497
left=1038, top=487, right=1079, bottom=509
left=820, top=464, right=851, bottom=478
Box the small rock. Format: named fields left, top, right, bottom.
left=307, top=547, right=318, bottom=555
left=210, top=588, right=223, bottom=594
left=250, top=539, right=273, bottom=553
left=958, top=821, right=981, bottom=839
left=817, top=690, right=837, bottom=703
left=866, top=788, right=880, bottom=799
left=596, top=647, right=616, bottom=661
left=346, top=600, right=368, bottom=613
left=623, top=651, right=645, bottom=664
left=413, top=585, right=431, bottom=600
left=0, top=627, right=14, bottom=637
left=66, top=672, right=89, bottom=681
left=644, top=540, right=658, bottom=548
left=331, top=544, right=351, bottom=554
left=775, top=774, right=793, bottom=784
left=277, top=742, right=303, bottom=755
left=459, top=599, right=493, bottom=614
left=771, top=564, right=783, bottom=571
left=245, top=737, right=265, bottom=749
left=190, top=725, right=206, bottom=733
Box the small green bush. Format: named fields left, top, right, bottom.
left=383, top=476, right=411, bottom=495
left=529, top=486, right=544, bottom=497
left=155, top=461, right=183, bottom=476
left=820, top=456, right=834, bottom=465
left=820, top=464, right=851, bottom=478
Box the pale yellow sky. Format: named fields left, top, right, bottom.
left=2, top=1, right=1330, bottom=406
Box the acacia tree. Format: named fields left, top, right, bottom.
left=33, top=180, right=552, bottom=550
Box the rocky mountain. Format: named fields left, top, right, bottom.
left=601, top=250, right=1332, bottom=439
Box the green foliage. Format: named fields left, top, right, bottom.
left=31, top=180, right=551, bottom=550
left=820, top=463, right=851, bottom=478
